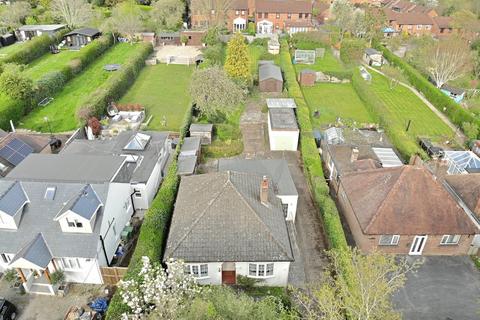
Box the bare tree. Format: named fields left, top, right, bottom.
left=331, top=0, right=354, bottom=42
left=293, top=247, right=423, bottom=320
left=0, top=1, right=31, bottom=30
left=191, top=0, right=234, bottom=28
left=109, top=3, right=144, bottom=42
left=418, top=37, right=473, bottom=88
left=51, top=0, right=92, bottom=28
left=151, top=0, right=184, bottom=31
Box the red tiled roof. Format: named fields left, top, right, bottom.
left=285, top=20, right=314, bottom=27
left=340, top=165, right=478, bottom=235
left=446, top=174, right=480, bottom=217
left=384, top=8, right=433, bottom=25
left=256, top=0, right=312, bottom=13
left=433, top=16, right=452, bottom=29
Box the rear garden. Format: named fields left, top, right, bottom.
left=19, top=43, right=139, bottom=133
left=119, top=64, right=194, bottom=132
left=23, top=50, right=83, bottom=80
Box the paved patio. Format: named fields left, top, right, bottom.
left=154, top=45, right=202, bottom=65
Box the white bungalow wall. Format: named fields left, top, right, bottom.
left=0, top=212, right=18, bottom=230
left=277, top=195, right=298, bottom=222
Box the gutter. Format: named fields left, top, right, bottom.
left=99, top=235, right=110, bottom=267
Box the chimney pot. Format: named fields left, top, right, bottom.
left=260, top=175, right=269, bottom=204
left=351, top=147, right=359, bottom=163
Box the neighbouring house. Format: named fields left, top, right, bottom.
left=180, top=30, right=207, bottom=46
left=190, top=124, right=213, bottom=145
left=177, top=137, right=201, bottom=176
left=0, top=154, right=135, bottom=294
left=298, top=69, right=316, bottom=86
left=190, top=0, right=313, bottom=34
left=163, top=171, right=294, bottom=286
left=218, top=159, right=298, bottom=221
left=472, top=140, right=480, bottom=158
left=363, top=48, right=384, bottom=67
left=157, top=32, right=180, bottom=45
left=63, top=28, right=101, bottom=48
left=267, top=103, right=299, bottom=151
left=61, top=131, right=172, bottom=210
left=432, top=16, right=454, bottom=37
left=320, top=127, right=403, bottom=191
left=259, top=61, right=283, bottom=93
left=0, top=131, right=68, bottom=177
left=442, top=150, right=480, bottom=175
left=440, top=84, right=465, bottom=103
left=17, top=24, right=65, bottom=41
left=337, top=164, right=478, bottom=255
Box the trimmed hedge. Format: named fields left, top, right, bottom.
left=376, top=44, right=480, bottom=139
left=105, top=106, right=193, bottom=320
left=280, top=40, right=348, bottom=251
left=0, top=97, right=25, bottom=130
left=79, top=42, right=153, bottom=121
left=351, top=70, right=426, bottom=160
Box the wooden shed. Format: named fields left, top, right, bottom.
left=298, top=69, right=316, bottom=86
left=189, top=123, right=213, bottom=145
left=64, top=28, right=101, bottom=48
left=259, top=61, right=283, bottom=93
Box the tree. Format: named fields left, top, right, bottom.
left=294, top=247, right=422, bottom=320
left=0, top=64, right=35, bottom=102
left=0, top=1, right=32, bottom=30
left=382, top=65, right=405, bottom=90
left=51, top=0, right=93, bottom=28
left=331, top=0, right=354, bottom=42
left=417, top=36, right=473, bottom=88
left=108, top=2, right=144, bottom=42
left=224, top=33, right=250, bottom=84
left=119, top=257, right=200, bottom=319
left=191, top=0, right=233, bottom=28
left=190, top=66, right=245, bottom=117
left=451, top=10, right=480, bottom=41
left=150, top=0, right=184, bottom=31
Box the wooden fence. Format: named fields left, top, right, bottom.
left=100, top=267, right=128, bottom=285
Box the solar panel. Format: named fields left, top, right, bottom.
left=0, top=138, right=34, bottom=166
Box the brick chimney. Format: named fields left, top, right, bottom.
left=409, top=154, right=423, bottom=167
left=260, top=175, right=269, bottom=205
left=350, top=147, right=359, bottom=163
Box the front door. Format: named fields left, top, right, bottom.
left=221, top=262, right=236, bottom=284
left=409, top=235, right=427, bottom=255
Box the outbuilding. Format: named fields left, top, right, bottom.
left=363, top=48, right=384, bottom=67
left=267, top=106, right=299, bottom=151
left=298, top=69, right=316, bottom=86
left=259, top=61, right=283, bottom=93
left=189, top=123, right=213, bottom=145
left=64, top=28, right=101, bottom=48
left=17, top=24, right=65, bottom=41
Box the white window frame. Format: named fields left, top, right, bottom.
left=248, top=263, right=274, bottom=278
left=184, top=264, right=209, bottom=279
left=1, top=253, right=12, bottom=264
left=58, top=258, right=83, bottom=271
left=440, top=235, right=460, bottom=245
left=379, top=235, right=400, bottom=246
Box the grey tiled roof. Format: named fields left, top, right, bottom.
left=177, top=155, right=197, bottom=176
left=259, top=63, right=283, bottom=82
left=180, top=137, right=201, bottom=156
left=365, top=48, right=381, bottom=56
left=0, top=181, right=29, bottom=216
left=65, top=27, right=100, bottom=37
left=61, top=184, right=102, bottom=220
left=164, top=171, right=294, bottom=262
left=0, top=180, right=109, bottom=259
left=218, top=159, right=297, bottom=196
left=10, top=233, right=52, bottom=269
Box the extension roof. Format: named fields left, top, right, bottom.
left=340, top=166, right=477, bottom=235
left=256, top=0, right=312, bottom=13
left=9, top=233, right=52, bottom=269
left=164, top=171, right=294, bottom=262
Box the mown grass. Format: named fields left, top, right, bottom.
left=23, top=49, right=83, bottom=80
left=120, top=64, right=194, bottom=132
left=248, top=43, right=280, bottom=77
left=20, top=43, right=139, bottom=132
left=294, top=48, right=345, bottom=74
left=303, top=82, right=374, bottom=128
left=0, top=42, right=25, bottom=59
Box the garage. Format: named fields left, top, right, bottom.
left=267, top=99, right=299, bottom=151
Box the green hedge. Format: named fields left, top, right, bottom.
left=105, top=103, right=193, bottom=320
left=1, top=31, right=68, bottom=65
left=0, top=97, right=25, bottom=130
left=79, top=42, right=153, bottom=120
left=376, top=44, right=480, bottom=139
left=351, top=70, right=426, bottom=159
left=280, top=40, right=348, bottom=251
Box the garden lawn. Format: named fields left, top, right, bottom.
left=303, top=83, right=373, bottom=128
left=369, top=72, right=454, bottom=142
left=23, top=49, right=83, bottom=80
left=119, top=64, right=194, bottom=132
left=248, top=44, right=280, bottom=77
left=0, top=42, right=25, bottom=60
left=20, top=43, right=139, bottom=132
left=295, top=48, right=345, bottom=74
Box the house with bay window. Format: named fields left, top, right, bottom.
left=164, top=170, right=294, bottom=286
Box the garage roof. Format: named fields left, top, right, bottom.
left=266, top=98, right=296, bottom=109
left=269, top=108, right=298, bottom=131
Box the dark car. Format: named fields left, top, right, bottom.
left=0, top=298, right=16, bottom=320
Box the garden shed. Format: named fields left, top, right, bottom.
left=267, top=107, right=299, bottom=151
left=259, top=62, right=283, bottom=93
left=363, top=48, right=383, bottom=67
left=298, top=69, right=316, bottom=86
left=17, top=24, right=65, bottom=41
left=189, top=123, right=213, bottom=145
left=64, top=28, right=101, bottom=48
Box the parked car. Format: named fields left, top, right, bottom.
left=0, top=298, right=16, bottom=320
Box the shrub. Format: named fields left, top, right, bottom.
left=50, top=270, right=65, bottom=285
left=0, top=64, right=35, bottom=102
left=247, top=22, right=256, bottom=36
left=202, top=43, right=225, bottom=66
left=340, top=38, right=366, bottom=65
left=36, top=71, right=67, bottom=100
left=202, top=27, right=221, bottom=46
left=0, top=98, right=25, bottom=131
left=77, top=42, right=153, bottom=122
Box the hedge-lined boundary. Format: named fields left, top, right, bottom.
left=0, top=99, right=25, bottom=131
left=105, top=107, right=192, bottom=320
left=376, top=44, right=480, bottom=139
left=351, top=70, right=426, bottom=160
left=280, top=40, right=348, bottom=251
left=80, top=42, right=153, bottom=120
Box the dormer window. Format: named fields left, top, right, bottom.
left=0, top=181, right=29, bottom=230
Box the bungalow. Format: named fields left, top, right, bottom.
left=17, top=24, right=65, bottom=41
left=259, top=61, right=283, bottom=93
left=363, top=48, right=384, bottom=67
left=337, top=164, right=478, bottom=255
left=163, top=171, right=294, bottom=286
left=0, top=154, right=135, bottom=294
left=64, top=28, right=101, bottom=48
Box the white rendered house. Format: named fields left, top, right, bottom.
left=164, top=171, right=294, bottom=286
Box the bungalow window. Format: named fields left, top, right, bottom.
left=211, top=9, right=215, bottom=15
left=258, top=12, right=262, bottom=19
left=1, top=253, right=11, bottom=264
left=276, top=13, right=280, bottom=19
left=60, top=258, right=82, bottom=270
left=248, top=263, right=274, bottom=277
left=379, top=235, right=400, bottom=246
left=305, top=13, right=309, bottom=18
left=440, top=235, right=460, bottom=245
left=184, top=264, right=209, bottom=278
left=417, top=25, right=423, bottom=30
left=425, top=25, right=431, bottom=30
left=241, top=10, right=245, bottom=15
left=299, top=13, right=303, bottom=19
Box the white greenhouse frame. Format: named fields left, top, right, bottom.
left=294, top=49, right=316, bottom=64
